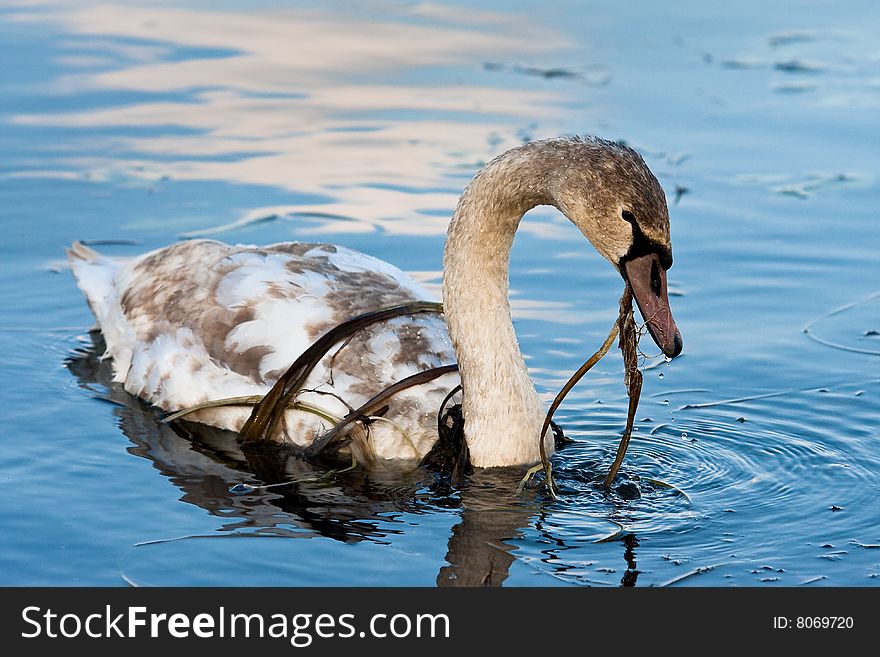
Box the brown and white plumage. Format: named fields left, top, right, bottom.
left=68, top=239, right=457, bottom=462
left=69, top=137, right=682, bottom=469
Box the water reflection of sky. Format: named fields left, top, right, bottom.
left=6, top=1, right=574, bottom=235
left=3, top=0, right=880, bottom=587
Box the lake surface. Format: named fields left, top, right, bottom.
left=1, top=0, right=878, bottom=586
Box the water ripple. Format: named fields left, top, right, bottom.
left=524, top=378, right=880, bottom=584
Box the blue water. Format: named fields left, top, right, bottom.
left=1, top=0, right=878, bottom=586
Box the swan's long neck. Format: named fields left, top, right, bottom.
left=443, top=145, right=562, bottom=468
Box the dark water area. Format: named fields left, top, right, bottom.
left=1, top=0, right=878, bottom=586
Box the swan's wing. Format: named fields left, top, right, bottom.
left=69, top=239, right=455, bottom=429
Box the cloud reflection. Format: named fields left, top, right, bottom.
left=8, top=1, right=574, bottom=236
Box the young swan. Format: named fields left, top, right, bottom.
left=68, top=137, right=681, bottom=468
left=444, top=137, right=681, bottom=467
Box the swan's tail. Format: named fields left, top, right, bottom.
left=67, top=240, right=101, bottom=262
left=67, top=240, right=121, bottom=330
left=67, top=242, right=137, bottom=382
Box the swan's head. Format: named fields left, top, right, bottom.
left=552, top=137, right=683, bottom=358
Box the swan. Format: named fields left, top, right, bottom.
left=68, top=136, right=682, bottom=469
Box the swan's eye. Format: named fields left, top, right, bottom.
left=621, top=210, right=636, bottom=223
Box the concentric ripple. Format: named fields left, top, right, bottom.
left=803, top=291, right=880, bottom=356
left=514, top=379, right=880, bottom=586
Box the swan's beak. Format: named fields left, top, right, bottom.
left=623, top=253, right=683, bottom=358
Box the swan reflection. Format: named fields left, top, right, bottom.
left=67, top=333, right=638, bottom=586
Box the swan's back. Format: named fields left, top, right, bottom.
left=68, top=239, right=457, bottom=462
